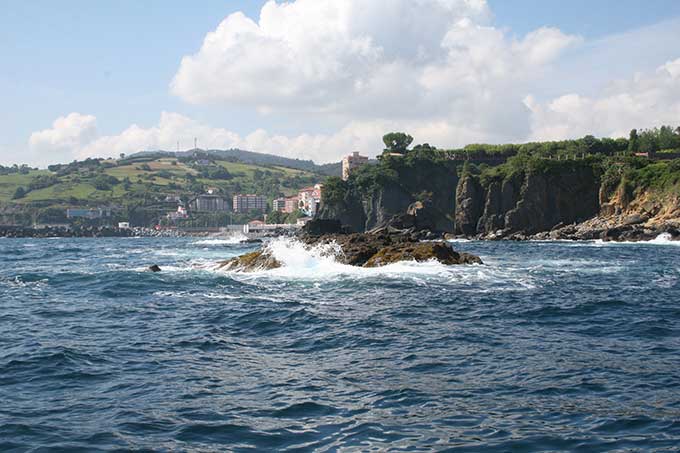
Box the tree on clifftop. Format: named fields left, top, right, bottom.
left=628, top=129, right=639, bottom=153
left=382, top=132, right=414, bottom=155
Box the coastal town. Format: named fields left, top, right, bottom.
left=0, top=151, right=371, bottom=238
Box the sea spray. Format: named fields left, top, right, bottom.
left=219, top=236, right=525, bottom=289
left=193, top=233, right=249, bottom=246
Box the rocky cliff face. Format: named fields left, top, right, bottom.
left=318, top=153, right=680, bottom=241
left=454, top=163, right=602, bottom=237
left=317, top=155, right=459, bottom=233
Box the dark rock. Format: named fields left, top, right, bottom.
left=621, top=214, right=646, bottom=226
left=454, top=174, right=485, bottom=236
left=218, top=250, right=281, bottom=272
left=240, top=239, right=263, bottom=244
left=148, top=265, right=162, bottom=272
left=457, top=164, right=601, bottom=237
left=363, top=241, right=482, bottom=267
left=303, top=219, right=343, bottom=236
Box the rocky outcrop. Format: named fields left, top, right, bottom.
left=362, top=241, right=482, bottom=267
left=219, top=232, right=483, bottom=272
left=217, top=250, right=282, bottom=272
left=454, top=173, right=485, bottom=236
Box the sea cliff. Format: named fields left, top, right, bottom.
left=317, top=150, right=680, bottom=242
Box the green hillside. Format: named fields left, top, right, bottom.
left=0, top=154, right=324, bottom=227
left=0, top=156, right=321, bottom=206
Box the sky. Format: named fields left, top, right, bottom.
left=1, top=0, right=680, bottom=167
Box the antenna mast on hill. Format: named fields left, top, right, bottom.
left=194, top=137, right=197, bottom=150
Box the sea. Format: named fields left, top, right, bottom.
left=1, top=235, right=679, bottom=452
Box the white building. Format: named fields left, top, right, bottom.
left=233, top=194, right=267, bottom=213
left=342, top=152, right=369, bottom=180
left=298, top=184, right=323, bottom=216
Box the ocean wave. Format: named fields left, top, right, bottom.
left=193, top=235, right=249, bottom=246
left=218, top=237, right=535, bottom=290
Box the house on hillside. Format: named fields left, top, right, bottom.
left=233, top=194, right=267, bottom=213
left=342, top=152, right=369, bottom=180
left=66, top=208, right=111, bottom=220
left=189, top=194, right=230, bottom=212
left=273, top=196, right=299, bottom=213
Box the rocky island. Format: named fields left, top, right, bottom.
left=218, top=220, right=482, bottom=272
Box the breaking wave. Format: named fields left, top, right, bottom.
left=193, top=234, right=249, bottom=246
left=218, top=237, right=539, bottom=291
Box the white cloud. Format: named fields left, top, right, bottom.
left=28, top=113, right=98, bottom=164
left=170, top=0, right=579, bottom=132
left=23, top=2, right=680, bottom=167
left=526, top=57, right=680, bottom=140
left=29, top=111, right=503, bottom=166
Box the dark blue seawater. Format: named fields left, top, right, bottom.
left=1, top=236, right=680, bottom=452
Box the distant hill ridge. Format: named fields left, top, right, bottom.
left=130, top=148, right=342, bottom=177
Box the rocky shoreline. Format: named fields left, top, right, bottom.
left=0, top=226, right=189, bottom=238
left=461, top=215, right=680, bottom=242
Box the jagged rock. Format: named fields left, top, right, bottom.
left=148, top=264, right=162, bottom=273
left=303, top=219, right=343, bottom=236
left=363, top=241, right=482, bottom=267
left=621, top=214, right=646, bottom=226
left=218, top=250, right=281, bottom=272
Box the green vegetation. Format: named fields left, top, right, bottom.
left=324, top=127, right=680, bottom=210
left=382, top=132, right=414, bottom=154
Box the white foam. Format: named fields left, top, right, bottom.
left=218, top=237, right=534, bottom=291
left=587, top=233, right=680, bottom=247
left=193, top=234, right=249, bottom=246
left=647, top=233, right=680, bottom=245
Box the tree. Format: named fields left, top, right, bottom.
left=267, top=210, right=287, bottom=224
left=12, top=187, right=26, bottom=199
left=628, top=129, right=639, bottom=153
left=638, top=129, right=659, bottom=154
left=580, top=135, right=599, bottom=154
left=382, top=132, right=414, bottom=154
left=93, top=174, right=119, bottom=191
left=658, top=125, right=680, bottom=150
left=119, top=153, right=126, bottom=159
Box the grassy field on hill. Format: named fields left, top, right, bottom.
left=0, top=156, right=322, bottom=206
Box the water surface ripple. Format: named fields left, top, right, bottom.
left=1, top=237, right=679, bottom=452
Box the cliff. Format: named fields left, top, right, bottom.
left=317, top=152, right=460, bottom=233
left=456, top=156, right=680, bottom=240
left=317, top=150, right=680, bottom=241
left=454, top=159, right=602, bottom=237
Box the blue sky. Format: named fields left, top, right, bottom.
left=2, top=0, right=680, bottom=166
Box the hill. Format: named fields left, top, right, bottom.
left=128, top=148, right=342, bottom=176
left=0, top=153, right=327, bottom=227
